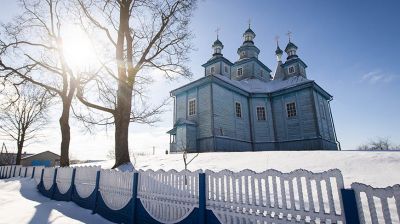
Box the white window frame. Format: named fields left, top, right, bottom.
left=286, top=102, right=297, bottom=118
left=288, top=66, right=295, bottom=74
left=237, top=67, right=243, bottom=76
left=256, top=106, right=266, bottom=121
left=188, top=98, right=196, bottom=116
left=210, top=66, right=215, bottom=74
left=235, top=101, right=242, bottom=118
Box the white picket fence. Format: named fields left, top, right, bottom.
left=2, top=165, right=400, bottom=224
left=56, top=167, right=74, bottom=194
left=74, top=166, right=100, bottom=198
left=26, top=166, right=34, bottom=178
left=352, top=183, right=400, bottom=224
left=205, top=169, right=345, bottom=224
left=137, top=169, right=201, bottom=223
left=19, top=167, right=27, bottom=177
left=99, top=169, right=134, bottom=210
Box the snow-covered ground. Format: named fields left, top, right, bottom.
left=87, top=150, right=400, bottom=188
left=0, top=177, right=112, bottom=224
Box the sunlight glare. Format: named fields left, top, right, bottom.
left=62, top=25, right=98, bottom=71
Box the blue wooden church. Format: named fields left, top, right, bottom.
left=168, top=27, right=339, bottom=153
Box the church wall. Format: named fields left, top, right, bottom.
left=175, top=94, right=187, bottom=121
left=174, top=84, right=213, bottom=151
left=251, top=97, right=274, bottom=143
left=212, top=83, right=251, bottom=142
left=272, top=88, right=317, bottom=143
left=197, top=84, right=212, bottom=139
left=313, top=91, right=335, bottom=142
left=231, top=62, right=253, bottom=80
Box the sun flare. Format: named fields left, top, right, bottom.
left=62, top=25, right=98, bottom=71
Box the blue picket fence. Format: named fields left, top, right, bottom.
left=1, top=165, right=399, bottom=224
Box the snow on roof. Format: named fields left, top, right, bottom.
left=214, top=74, right=312, bottom=94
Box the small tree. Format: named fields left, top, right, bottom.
left=0, top=143, right=14, bottom=165
left=357, top=137, right=400, bottom=150
left=0, top=85, right=51, bottom=165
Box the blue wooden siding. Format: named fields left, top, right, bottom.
left=271, top=88, right=317, bottom=142
left=212, top=83, right=251, bottom=142
left=313, top=90, right=335, bottom=142
left=251, top=97, right=274, bottom=142
left=197, top=84, right=212, bottom=139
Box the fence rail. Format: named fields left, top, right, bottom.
left=1, top=165, right=399, bottom=224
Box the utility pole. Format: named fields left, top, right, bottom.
left=153, top=146, right=155, bottom=155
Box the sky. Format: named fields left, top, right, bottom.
left=0, top=0, right=399, bottom=159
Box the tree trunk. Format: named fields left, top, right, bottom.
left=15, top=135, right=24, bottom=165
left=113, top=82, right=132, bottom=168
left=59, top=99, right=72, bottom=167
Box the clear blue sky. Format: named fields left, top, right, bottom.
left=1, top=0, right=399, bottom=158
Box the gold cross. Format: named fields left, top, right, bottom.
left=286, top=31, right=292, bottom=42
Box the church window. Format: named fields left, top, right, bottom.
left=211, top=66, right=215, bottom=74
left=286, top=102, right=297, bottom=117
left=237, top=67, right=243, bottom=76
left=224, top=65, right=228, bottom=73
left=260, top=69, right=263, bottom=76
left=288, top=66, right=295, bottom=74
left=188, top=99, right=196, bottom=116
left=235, top=102, right=242, bottom=118
left=256, top=107, right=266, bottom=121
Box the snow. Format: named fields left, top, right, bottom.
left=0, top=177, right=113, bottom=224
left=87, top=150, right=400, bottom=188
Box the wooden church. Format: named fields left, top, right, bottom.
left=167, top=27, right=339, bottom=153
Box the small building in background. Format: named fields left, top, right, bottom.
left=21, top=151, right=60, bottom=167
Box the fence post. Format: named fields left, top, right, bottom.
left=8, top=166, right=12, bottom=178
left=18, top=167, right=21, bottom=177
left=51, top=168, right=58, bottom=199
left=132, top=172, right=139, bottom=224
left=39, top=168, right=44, bottom=189
left=70, top=168, right=76, bottom=201
left=92, top=170, right=101, bottom=214
left=32, top=167, right=36, bottom=179
left=198, top=172, right=206, bottom=224
left=341, top=189, right=361, bottom=224
left=13, top=166, right=16, bottom=177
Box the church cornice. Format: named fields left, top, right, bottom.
left=233, top=57, right=272, bottom=73
left=201, top=56, right=233, bottom=67
left=282, top=57, right=308, bottom=68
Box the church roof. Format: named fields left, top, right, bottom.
left=214, top=74, right=312, bottom=94
left=275, top=46, right=283, bottom=55
left=285, top=41, right=298, bottom=52
left=213, top=39, right=223, bottom=47
left=244, top=28, right=255, bottom=36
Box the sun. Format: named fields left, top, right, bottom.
left=62, top=25, right=98, bottom=71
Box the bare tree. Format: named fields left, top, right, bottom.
left=357, top=137, right=400, bottom=150
left=75, top=0, right=197, bottom=168
left=0, top=85, right=51, bottom=165
left=0, top=142, right=15, bottom=165
left=0, top=0, right=80, bottom=166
